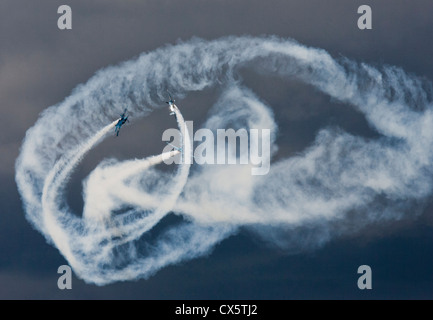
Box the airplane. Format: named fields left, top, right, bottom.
left=166, top=142, right=182, bottom=152
left=165, top=91, right=178, bottom=115
left=115, top=108, right=129, bottom=136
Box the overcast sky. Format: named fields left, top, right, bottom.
left=1, top=0, right=433, bottom=299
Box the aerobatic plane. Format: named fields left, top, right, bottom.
left=166, top=142, right=182, bottom=152
left=166, top=91, right=179, bottom=115
left=115, top=108, right=129, bottom=136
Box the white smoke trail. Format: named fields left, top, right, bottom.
left=41, top=120, right=118, bottom=269
left=34, top=104, right=208, bottom=285
left=15, top=36, right=433, bottom=284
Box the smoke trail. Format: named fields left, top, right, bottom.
left=41, top=120, right=119, bottom=269
left=15, top=36, right=433, bottom=284
left=31, top=103, right=213, bottom=285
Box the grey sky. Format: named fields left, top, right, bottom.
left=1, top=0, right=433, bottom=299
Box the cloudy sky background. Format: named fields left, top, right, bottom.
left=1, top=0, right=433, bottom=298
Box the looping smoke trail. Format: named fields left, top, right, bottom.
left=15, top=36, right=433, bottom=284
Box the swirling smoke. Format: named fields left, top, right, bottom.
left=15, top=36, right=433, bottom=285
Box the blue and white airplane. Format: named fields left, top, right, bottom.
left=115, top=108, right=129, bottom=136
left=166, top=142, right=182, bottom=152
left=166, top=92, right=178, bottom=115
